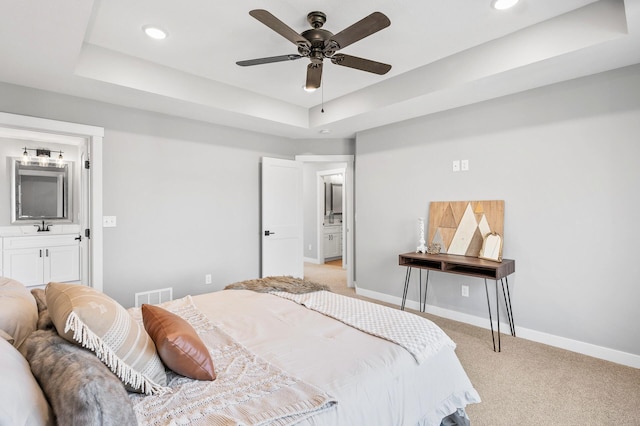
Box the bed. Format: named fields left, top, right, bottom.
left=0, top=276, right=480, bottom=426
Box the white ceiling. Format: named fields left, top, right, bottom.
left=1, top=0, right=639, bottom=139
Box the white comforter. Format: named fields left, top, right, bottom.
left=192, top=290, right=480, bottom=426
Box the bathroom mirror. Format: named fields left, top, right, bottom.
left=331, top=184, right=342, bottom=214
left=11, top=158, right=71, bottom=222
left=324, top=183, right=343, bottom=215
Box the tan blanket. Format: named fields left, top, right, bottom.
left=128, top=297, right=337, bottom=426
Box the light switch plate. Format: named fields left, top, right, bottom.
left=452, top=160, right=460, bottom=172
left=103, top=216, right=117, bottom=227
left=461, top=285, right=469, bottom=297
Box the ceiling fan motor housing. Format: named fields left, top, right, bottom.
left=300, top=28, right=335, bottom=60
left=307, top=11, right=327, bottom=28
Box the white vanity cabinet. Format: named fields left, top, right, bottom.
left=323, top=225, right=343, bottom=259
left=2, top=234, right=80, bottom=287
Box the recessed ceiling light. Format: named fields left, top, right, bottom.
left=492, top=0, right=519, bottom=10
left=143, top=25, right=168, bottom=40
left=319, top=129, right=331, bottom=134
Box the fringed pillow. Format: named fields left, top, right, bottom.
left=46, top=282, right=168, bottom=395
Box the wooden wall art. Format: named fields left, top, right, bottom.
left=427, top=200, right=504, bottom=258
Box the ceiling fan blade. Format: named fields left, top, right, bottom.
left=331, top=54, right=391, bottom=75
left=236, top=54, right=302, bottom=66
left=249, top=9, right=311, bottom=48
left=306, top=63, right=323, bottom=90
left=325, top=12, right=390, bottom=51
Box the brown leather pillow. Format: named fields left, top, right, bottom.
left=141, top=304, right=216, bottom=381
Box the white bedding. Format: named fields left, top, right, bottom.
left=193, top=290, right=480, bottom=426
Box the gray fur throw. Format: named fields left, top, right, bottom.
left=30, top=288, right=54, bottom=331
left=20, top=329, right=138, bottom=426
left=224, top=276, right=330, bottom=293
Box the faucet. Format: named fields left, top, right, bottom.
left=38, top=220, right=48, bottom=232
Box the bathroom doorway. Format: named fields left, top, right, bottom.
left=296, top=155, right=354, bottom=288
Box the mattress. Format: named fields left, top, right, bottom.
left=192, top=289, right=480, bottom=426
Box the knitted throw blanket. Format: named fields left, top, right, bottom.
left=128, top=297, right=337, bottom=426
left=272, top=291, right=456, bottom=364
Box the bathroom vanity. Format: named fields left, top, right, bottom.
left=0, top=228, right=80, bottom=288
left=323, top=224, right=343, bottom=260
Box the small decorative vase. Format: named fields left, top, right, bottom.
left=416, top=217, right=427, bottom=253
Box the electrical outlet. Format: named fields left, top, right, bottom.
left=461, top=285, right=469, bottom=297
left=102, top=216, right=117, bottom=227
left=452, top=160, right=460, bottom=172
left=461, top=159, right=469, bottom=171
left=308, top=244, right=312, bottom=251
left=205, top=274, right=212, bottom=284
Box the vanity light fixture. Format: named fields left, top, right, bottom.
left=143, top=25, right=168, bottom=40
left=21, top=147, right=64, bottom=166
left=492, top=0, right=519, bottom=10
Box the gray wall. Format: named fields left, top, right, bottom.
left=0, top=84, right=304, bottom=306
left=3, top=63, right=639, bottom=359
left=354, top=65, right=640, bottom=357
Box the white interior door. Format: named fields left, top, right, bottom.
left=261, top=157, right=303, bottom=278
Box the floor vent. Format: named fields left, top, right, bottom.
left=134, top=287, right=173, bottom=307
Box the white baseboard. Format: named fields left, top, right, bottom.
left=303, top=257, right=321, bottom=264
left=355, top=287, right=640, bottom=369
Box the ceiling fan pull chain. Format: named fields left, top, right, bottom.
left=321, top=79, right=325, bottom=113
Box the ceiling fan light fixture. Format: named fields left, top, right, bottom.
left=303, top=85, right=317, bottom=92
left=492, top=0, right=520, bottom=10
left=143, top=25, right=168, bottom=40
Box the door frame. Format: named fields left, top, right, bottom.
left=296, top=155, right=354, bottom=288
left=0, top=112, right=104, bottom=291
left=317, top=168, right=346, bottom=265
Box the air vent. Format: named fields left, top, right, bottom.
left=134, top=287, right=173, bottom=307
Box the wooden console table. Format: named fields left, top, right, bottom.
left=399, top=252, right=516, bottom=352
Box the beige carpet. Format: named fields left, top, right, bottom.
left=304, top=262, right=640, bottom=426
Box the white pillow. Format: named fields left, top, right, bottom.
left=0, top=336, right=53, bottom=425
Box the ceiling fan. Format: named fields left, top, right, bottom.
left=237, top=9, right=392, bottom=90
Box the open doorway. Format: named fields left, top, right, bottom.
left=0, top=112, right=104, bottom=291
left=318, top=170, right=345, bottom=266
left=296, top=155, right=354, bottom=291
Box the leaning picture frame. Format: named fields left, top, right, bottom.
left=478, top=232, right=503, bottom=262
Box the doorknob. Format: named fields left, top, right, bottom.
left=264, top=230, right=276, bottom=236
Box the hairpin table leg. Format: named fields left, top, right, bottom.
left=421, top=269, right=429, bottom=313
left=484, top=279, right=496, bottom=352
left=496, top=279, right=501, bottom=352
left=401, top=267, right=412, bottom=311
left=501, top=277, right=516, bottom=337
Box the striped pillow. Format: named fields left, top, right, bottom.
left=46, top=282, right=167, bottom=395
